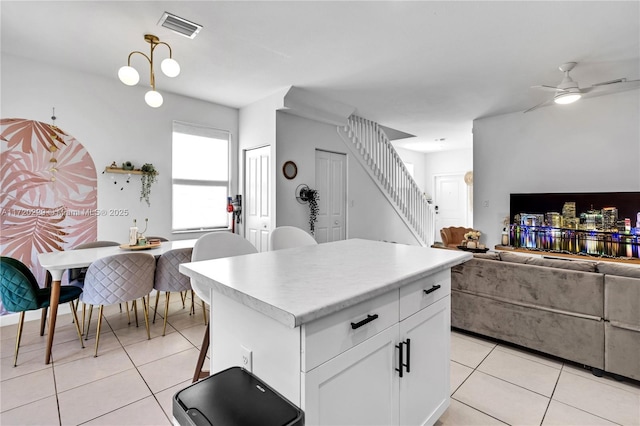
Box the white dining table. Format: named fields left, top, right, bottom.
left=37, top=239, right=196, bottom=364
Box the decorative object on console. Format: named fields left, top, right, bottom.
left=118, top=34, right=181, bottom=108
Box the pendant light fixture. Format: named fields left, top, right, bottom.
left=118, top=34, right=180, bottom=108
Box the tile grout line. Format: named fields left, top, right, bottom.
left=538, top=360, right=564, bottom=425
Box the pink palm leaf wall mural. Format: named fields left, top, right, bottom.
left=1, top=118, right=97, bottom=314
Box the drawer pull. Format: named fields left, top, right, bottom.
left=423, top=284, right=442, bottom=295
left=395, top=341, right=404, bottom=378
left=351, top=314, right=379, bottom=330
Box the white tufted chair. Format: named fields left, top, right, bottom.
left=269, top=226, right=317, bottom=251
left=153, top=247, right=194, bottom=336
left=81, top=253, right=156, bottom=357
left=191, top=232, right=257, bottom=382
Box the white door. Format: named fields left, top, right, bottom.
left=304, top=324, right=400, bottom=426
left=399, top=296, right=451, bottom=425
left=433, top=173, right=468, bottom=242
left=314, top=150, right=346, bottom=243
left=244, top=145, right=271, bottom=252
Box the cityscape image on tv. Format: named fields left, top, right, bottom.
left=509, top=193, right=640, bottom=260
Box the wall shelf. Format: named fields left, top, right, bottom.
left=104, top=167, right=158, bottom=175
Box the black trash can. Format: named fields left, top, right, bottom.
left=173, top=367, right=304, bottom=426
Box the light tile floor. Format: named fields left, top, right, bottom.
left=1, top=297, right=639, bottom=425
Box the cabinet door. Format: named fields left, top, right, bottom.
left=304, top=324, right=400, bottom=426
left=399, top=296, right=450, bottom=426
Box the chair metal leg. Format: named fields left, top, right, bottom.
left=14, top=311, right=26, bottom=367
left=94, top=305, right=104, bottom=357
left=142, top=296, right=151, bottom=340
left=133, top=300, right=139, bottom=327
left=69, top=301, right=84, bottom=349
left=180, top=291, right=187, bottom=308
left=163, top=292, right=171, bottom=336
left=190, top=290, right=195, bottom=316
left=193, top=323, right=210, bottom=383
left=81, top=303, right=86, bottom=335
left=85, top=305, right=94, bottom=341
left=153, top=291, right=161, bottom=324
left=125, top=301, right=131, bottom=324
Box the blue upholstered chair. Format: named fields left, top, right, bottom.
left=0, top=256, right=84, bottom=366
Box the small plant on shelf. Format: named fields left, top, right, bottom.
left=140, top=163, right=158, bottom=206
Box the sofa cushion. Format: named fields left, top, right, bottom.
left=473, top=252, right=500, bottom=260
left=451, top=258, right=604, bottom=317
left=499, top=252, right=530, bottom=264
left=452, top=291, right=605, bottom=369
left=525, top=257, right=597, bottom=273
left=597, top=262, right=640, bottom=279
left=604, top=275, right=640, bottom=326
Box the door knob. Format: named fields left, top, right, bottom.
left=334, top=221, right=339, bottom=225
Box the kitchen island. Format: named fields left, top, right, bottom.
left=180, top=238, right=471, bottom=425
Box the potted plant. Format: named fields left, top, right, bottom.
left=140, top=163, right=158, bottom=206
left=300, top=187, right=320, bottom=235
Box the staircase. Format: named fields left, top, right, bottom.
left=338, top=115, right=435, bottom=246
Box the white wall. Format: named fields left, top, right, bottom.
left=275, top=111, right=419, bottom=245
left=2, top=54, right=239, bottom=241
left=423, top=148, right=473, bottom=201
left=395, top=146, right=427, bottom=194
left=473, top=90, right=640, bottom=248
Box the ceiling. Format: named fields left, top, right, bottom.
left=2, top=1, right=639, bottom=152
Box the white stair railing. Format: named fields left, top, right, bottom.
left=338, top=115, right=435, bottom=246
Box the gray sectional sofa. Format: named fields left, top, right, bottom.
left=451, top=251, right=640, bottom=381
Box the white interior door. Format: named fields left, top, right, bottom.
left=244, top=145, right=271, bottom=252
left=314, top=150, right=346, bottom=243
left=433, top=173, right=468, bottom=242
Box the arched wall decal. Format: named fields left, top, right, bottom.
left=0, top=118, right=97, bottom=313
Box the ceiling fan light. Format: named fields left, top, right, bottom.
left=554, top=92, right=582, bottom=105
left=161, top=57, right=180, bottom=77
left=145, top=90, right=164, bottom=108
left=118, top=66, right=139, bottom=86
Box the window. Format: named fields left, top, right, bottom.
left=172, top=121, right=230, bottom=232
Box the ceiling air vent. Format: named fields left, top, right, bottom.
left=158, top=12, right=202, bottom=39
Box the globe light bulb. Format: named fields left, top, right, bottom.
left=161, top=58, right=181, bottom=78
left=145, top=90, right=163, bottom=108
left=118, top=66, right=140, bottom=86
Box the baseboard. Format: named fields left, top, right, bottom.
left=0, top=303, right=75, bottom=327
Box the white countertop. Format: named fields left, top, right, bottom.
left=179, top=238, right=472, bottom=328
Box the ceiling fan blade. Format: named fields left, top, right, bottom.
left=582, top=79, right=640, bottom=96
left=531, top=85, right=561, bottom=92
left=523, top=98, right=555, bottom=113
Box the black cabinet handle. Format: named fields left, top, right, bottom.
left=423, top=284, right=442, bottom=295
left=350, top=314, right=379, bottom=330
left=396, top=339, right=411, bottom=377
left=405, top=339, right=411, bottom=373
left=395, top=342, right=404, bottom=378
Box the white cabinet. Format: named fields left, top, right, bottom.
left=304, top=325, right=400, bottom=425
left=303, top=271, right=451, bottom=426
left=399, top=296, right=450, bottom=425
left=202, top=247, right=461, bottom=426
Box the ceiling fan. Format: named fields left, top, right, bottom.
left=524, top=62, right=640, bottom=113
